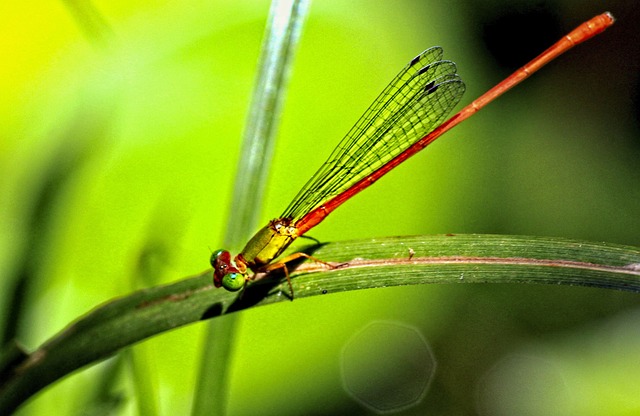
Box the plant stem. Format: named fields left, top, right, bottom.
left=192, top=1, right=310, bottom=414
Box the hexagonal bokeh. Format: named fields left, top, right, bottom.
left=340, top=321, right=436, bottom=413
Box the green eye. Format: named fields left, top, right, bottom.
left=222, top=272, right=245, bottom=291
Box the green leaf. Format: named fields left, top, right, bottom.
left=1, top=234, right=639, bottom=414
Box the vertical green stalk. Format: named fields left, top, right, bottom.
left=191, top=1, right=310, bottom=414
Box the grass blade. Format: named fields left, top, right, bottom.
left=193, top=1, right=311, bottom=414
left=1, top=234, right=639, bottom=414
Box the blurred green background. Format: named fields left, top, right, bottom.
left=2, top=0, right=639, bottom=415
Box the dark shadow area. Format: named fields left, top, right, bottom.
left=0, top=342, right=29, bottom=391
left=481, top=6, right=561, bottom=71
left=200, top=302, right=225, bottom=321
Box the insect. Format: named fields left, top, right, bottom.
left=211, top=12, right=615, bottom=297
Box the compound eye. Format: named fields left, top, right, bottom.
left=222, top=272, right=245, bottom=291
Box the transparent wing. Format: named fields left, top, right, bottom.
left=282, top=47, right=466, bottom=221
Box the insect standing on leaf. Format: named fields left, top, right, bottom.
left=211, top=13, right=615, bottom=298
